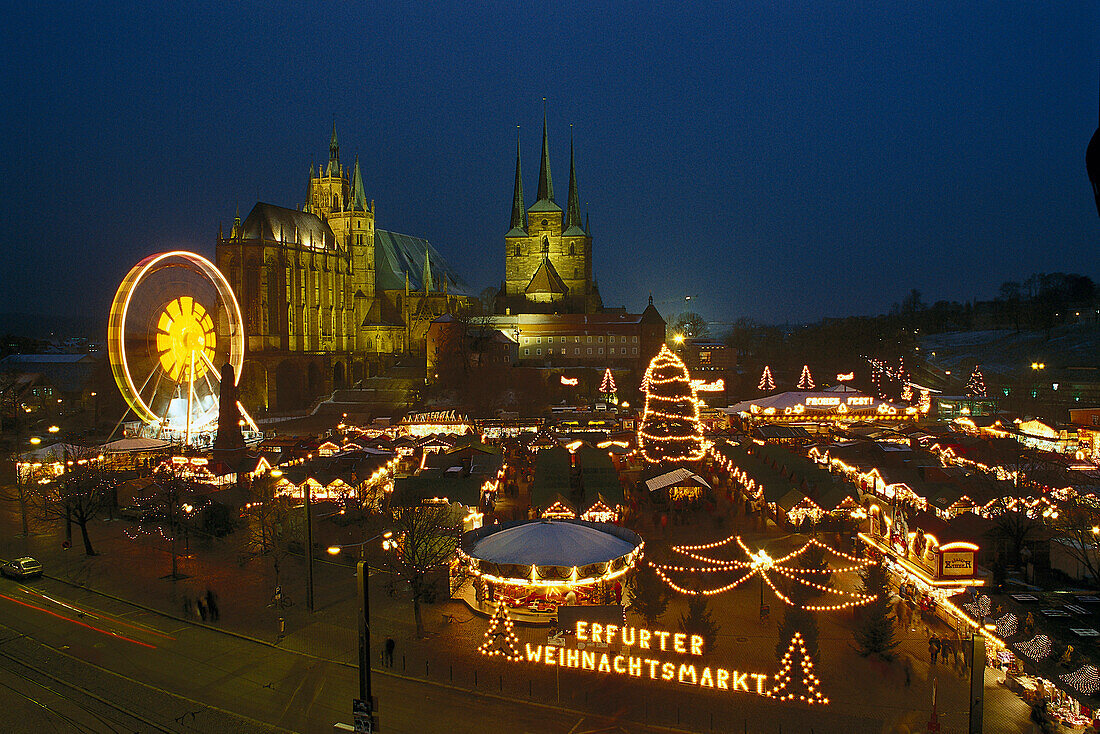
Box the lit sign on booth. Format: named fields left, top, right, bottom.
left=940, top=544, right=977, bottom=577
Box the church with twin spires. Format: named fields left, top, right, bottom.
left=496, top=115, right=603, bottom=315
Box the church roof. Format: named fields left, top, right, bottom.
left=528, top=198, right=562, bottom=213
left=562, top=225, right=587, bottom=237
left=525, top=258, right=568, bottom=295
left=373, top=229, right=475, bottom=296
left=239, top=203, right=338, bottom=249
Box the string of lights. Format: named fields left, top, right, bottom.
left=767, top=632, right=828, bottom=705
left=653, top=536, right=876, bottom=611
left=1060, top=664, right=1100, bottom=696
left=477, top=601, right=523, bottom=661
left=1014, top=634, right=1053, bottom=661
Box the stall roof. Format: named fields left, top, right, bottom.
left=644, top=468, right=711, bottom=493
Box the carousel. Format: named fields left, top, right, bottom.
left=455, top=519, right=644, bottom=622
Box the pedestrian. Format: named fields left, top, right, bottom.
left=384, top=637, right=395, bottom=667
left=205, top=588, right=219, bottom=622
left=940, top=636, right=954, bottom=669
left=928, top=633, right=941, bottom=665
left=903, top=655, right=913, bottom=687
left=182, top=596, right=193, bottom=619
left=196, top=598, right=207, bottom=622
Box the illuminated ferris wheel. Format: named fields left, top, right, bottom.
left=107, top=251, right=246, bottom=442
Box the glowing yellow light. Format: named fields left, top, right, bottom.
left=47, top=425, right=59, bottom=433
left=29, top=437, right=41, bottom=445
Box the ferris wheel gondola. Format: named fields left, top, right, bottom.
left=108, top=251, right=246, bottom=443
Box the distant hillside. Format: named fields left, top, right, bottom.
left=0, top=312, right=106, bottom=341
left=920, top=322, right=1100, bottom=379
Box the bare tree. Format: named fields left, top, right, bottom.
left=1047, top=496, right=1100, bottom=585
left=2, top=456, right=37, bottom=538
left=241, top=473, right=300, bottom=592
left=384, top=503, right=460, bottom=637
left=46, top=452, right=116, bottom=556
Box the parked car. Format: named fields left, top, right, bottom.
left=1, top=557, right=43, bottom=580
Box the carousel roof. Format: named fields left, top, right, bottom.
left=466, top=520, right=640, bottom=567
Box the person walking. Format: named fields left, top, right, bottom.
left=182, top=596, right=193, bottom=619
left=384, top=637, right=395, bottom=667
left=205, top=588, right=219, bottom=622
left=928, top=633, right=941, bottom=665
left=196, top=598, right=207, bottom=622
left=903, top=655, right=913, bottom=687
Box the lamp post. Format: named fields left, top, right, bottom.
left=329, top=531, right=393, bottom=733
left=304, top=456, right=315, bottom=613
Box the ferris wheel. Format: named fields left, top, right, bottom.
left=108, top=251, right=246, bottom=442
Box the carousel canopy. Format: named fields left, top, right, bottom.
left=465, top=519, right=640, bottom=567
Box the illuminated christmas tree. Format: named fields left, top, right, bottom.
left=769, top=632, right=828, bottom=705
left=869, top=359, right=886, bottom=399
left=895, top=357, right=909, bottom=399
left=797, top=365, right=814, bottom=390
left=965, top=366, right=986, bottom=398
left=477, top=601, right=523, bottom=661
left=599, top=368, right=617, bottom=402
left=901, top=382, right=914, bottom=402
left=638, top=345, right=705, bottom=464
left=758, top=365, right=775, bottom=392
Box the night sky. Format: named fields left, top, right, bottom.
left=3, top=2, right=1098, bottom=328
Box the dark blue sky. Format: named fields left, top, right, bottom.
left=3, top=2, right=1098, bottom=327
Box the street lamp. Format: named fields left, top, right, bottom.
left=329, top=530, right=393, bottom=733
left=29, top=437, right=41, bottom=445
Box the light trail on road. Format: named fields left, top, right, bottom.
left=0, top=592, right=157, bottom=649
left=17, top=586, right=176, bottom=640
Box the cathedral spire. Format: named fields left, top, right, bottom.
left=422, top=249, right=434, bottom=293
left=508, top=129, right=526, bottom=231
left=351, top=155, right=367, bottom=211
left=565, top=125, right=582, bottom=230
left=327, top=119, right=339, bottom=176
left=536, top=101, right=554, bottom=204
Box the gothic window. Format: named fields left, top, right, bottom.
left=288, top=304, right=294, bottom=337
left=514, top=245, right=520, bottom=257
left=541, top=219, right=548, bottom=226
left=367, top=338, right=373, bottom=350
left=541, top=237, right=550, bottom=254
left=569, top=243, right=575, bottom=255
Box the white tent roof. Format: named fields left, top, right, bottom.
left=100, top=437, right=173, bottom=454
left=645, top=467, right=712, bottom=493
left=17, top=442, right=85, bottom=462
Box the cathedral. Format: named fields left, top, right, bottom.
left=496, top=116, right=602, bottom=315
left=217, top=125, right=477, bottom=412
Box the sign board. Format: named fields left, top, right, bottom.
left=940, top=551, right=975, bottom=577
left=353, top=698, right=376, bottom=733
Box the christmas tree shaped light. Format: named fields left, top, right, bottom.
left=965, top=366, right=986, bottom=398
left=599, top=368, right=617, bottom=402
left=477, top=600, right=523, bottom=661
left=797, top=365, right=814, bottom=390
left=768, top=631, right=828, bottom=705
left=638, top=345, right=705, bottom=465
left=758, top=365, right=775, bottom=392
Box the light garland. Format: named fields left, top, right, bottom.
left=963, top=594, right=991, bottom=619
left=965, top=366, right=986, bottom=398
left=758, top=366, right=775, bottom=392
left=637, top=345, right=705, bottom=464
left=652, top=536, right=876, bottom=611
left=1014, top=634, right=1053, bottom=661
left=1060, top=665, right=1100, bottom=696
left=599, top=368, right=617, bottom=395
left=478, top=601, right=523, bottom=661
left=995, top=612, right=1018, bottom=639
left=797, top=365, right=814, bottom=390
left=767, top=632, right=828, bottom=705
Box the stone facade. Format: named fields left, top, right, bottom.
left=216, top=125, right=477, bottom=412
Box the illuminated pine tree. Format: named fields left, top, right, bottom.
left=638, top=345, right=705, bottom=465
left=965, top=365, right=986, bottom=398
left=768, top=632, right=829, bottom=705
left=758, top=365, right=775, bottom=392
left=599, top=368, right=617, bottom=402
left=797, top=365, right=814, bottom=390
left=477, top=601, right=522, bottom=661
left=895, top=357, right=909, bottom=399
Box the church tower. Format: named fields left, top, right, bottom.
left=501, top=114, right=599, bottom=314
